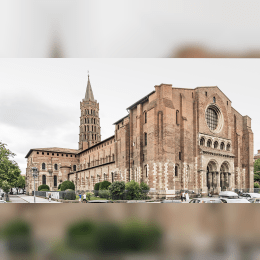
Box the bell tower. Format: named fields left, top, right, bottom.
left=79, top=73, right=101, bottom=150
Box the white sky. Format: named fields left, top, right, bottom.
left=0, top=59, right=259, bottom=175
left=1, top=0, right=260, bottom=57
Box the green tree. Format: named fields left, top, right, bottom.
left=14, top=175, right=26, bottom=194
left=60, top=180, right=75, bottom=191
left=109, top=181, right=125, bottom=200
left=254, top=158, right=260, bottom=182
left=0, top=142, right=21, bottom=191
left=254, top=182, right=260, bottom=188
left=2, top=180, right=11, bottom=201
left=125, top=180, right=142, bottom=200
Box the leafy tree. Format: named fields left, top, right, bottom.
left=38, top=184, right=50, bottom=191
left=14, top=175, right=26, bottom=194
left=254, top=158, right=260, bottom=182
left=60, top=180, right=75, bottom=191
left=99, top=181, right=111, bottom=190
left=140, top=182, right=150, bottom=191
left=0, top=142, right=21, bottom=190
left=125, top=180, right=142, bottom=200
left=1, top=180, right=11, bottom=201
left=254, top=182, right=260, bottom=188
left=109, top=181, right=125, bottom=200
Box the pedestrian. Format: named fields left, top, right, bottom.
left=48, top=192, right=51, bottom=202
left=185, top=192, right=189, bottom=202
left=83, top=193, right=86, bottom=203
left=79, top=193, right=82, bottom=203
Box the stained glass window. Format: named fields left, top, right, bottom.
left=206, top=107, right=218, bottom=130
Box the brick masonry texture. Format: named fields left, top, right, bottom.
left=25, top=80, right=254, bottom=195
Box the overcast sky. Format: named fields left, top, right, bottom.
left=0, top=58, right=260, bottom=175
left=1, top=0, right=260, bottom=57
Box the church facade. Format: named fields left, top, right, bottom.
left=25, top=76, right=254, bottom=195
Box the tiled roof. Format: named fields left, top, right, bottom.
left=25, top=147, right=79, bottom=158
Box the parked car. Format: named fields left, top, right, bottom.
left=220, top=198, right=250, bottom=203
left=161, top=200, right=182, bottom=203
left=189, top=198, right=223, bottom=203
left=248, top=198, right=260, bottom=203
left=240, top=193, right=260, bottom=199
left=219, top=191, right=239, bottom=199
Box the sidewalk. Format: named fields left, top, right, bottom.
left=17, top=195, right=61, bottom=203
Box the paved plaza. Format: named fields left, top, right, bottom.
left=9, top=195, right=61, bottom=203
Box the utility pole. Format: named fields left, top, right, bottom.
left=31, top=167, right=38, bottom=203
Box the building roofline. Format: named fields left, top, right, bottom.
left=113, top=115, right=129, bottom=125
left=25, top=147, right=79, bottom=158
left=126, top=90, right=155, bottom=110
left=78, top=135, right=115, bottom=155
left=195, top=86, right=231, bottom=102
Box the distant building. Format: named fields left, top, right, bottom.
left=25, top=75, right=254, bottom=195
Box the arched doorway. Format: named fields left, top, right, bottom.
left=220, top=162, right=230, bottom=191
left=206, top=161, right=217, bottom=193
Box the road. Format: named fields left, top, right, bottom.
left=9, top=194, right=61, bottom=203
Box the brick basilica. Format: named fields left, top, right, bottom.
left=25, top=75, right=254, bottom=195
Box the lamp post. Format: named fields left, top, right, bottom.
left=31, top=167, right=38, bottom=203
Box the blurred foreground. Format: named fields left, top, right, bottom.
left=1, top=205, right=260, bottom=259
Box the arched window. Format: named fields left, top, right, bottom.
left=93, top=110, right=95, bottom=116
left=144, top=133, right=147, bottom=146
left=73, top=165, right=76, bottom=171
left=187, top=165, right=190, bottom=182
left=85, top=118, right=86, bottom=123
left=54, top=175, right=57, bottom=187
left=207, top=139, right=212, bottom=148
left=200, top=138, right=205, bottom=146
left=87, top=118, right=89, bottom=123
left=84, top=126, right=86, bottom=132
left=220, top=142, right=225, bottom=150
left=111, top=172, right=114, bottom=183
left=176, top=110, right=180, bottom=125
left=94, top=119, right=95, bottom=124
left=214, top=141, right=218, bottom=149
left=87, top=109, right=89, bottom=114
left=92, top=126, right=93, bottom=131
left=145, top=165, right=148, bottom=177
left=227, top=143, right=231, bottom=151
left=91, top=109, right=92, bottom=114
left=94, top=126, right=96, bottom=132
left=42, top=175, right=46, bottom=185
left=175, top=165, right=179, bottom=177
left=87, top=125, right=89, bottom=131
left=144, top=111, right=147, bottom=124
left=54, top=164, right=58, bottom=171
left=91, top=118, right=93, bottom=124
left=213, top=97, right=216, bottom=103
left=84, top=134, right=86, bottom=140
left=42, top=163, right=46, bottom=170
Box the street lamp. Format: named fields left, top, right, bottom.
left=31, top=167, right=38, bottom=203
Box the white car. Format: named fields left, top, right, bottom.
left=0, top=200, right=7, bottom=203
left=189, top=198, right=223, bottom=203
left=219, top=191, right=239, bottom=199
left=220, top=198, right=250, bottom=203
left=240, top=193, right=260, bottom=199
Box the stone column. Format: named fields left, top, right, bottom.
left=208, top=172, right=212, bottom=191
left=215, top=172, right=221, bottom=194
left=220, top=172, right=224, bottom=191
left=228, top=173, right=231, bottom=191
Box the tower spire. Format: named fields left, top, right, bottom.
left=85, top=72, right=95, bottom=101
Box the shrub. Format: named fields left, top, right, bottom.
left=2, top=220, right=32, bottom=253
left=86, top=192, right=93, bottom=200
left=67, top=221, right=96, bottom=251
left=254, top=182, right=260, bottom=188
left=125, top=180, right=141, bottom=200
left=140, top=182, right=150, bottom=191
left=94, top=182, right=100, bottom=190
left=38, top=184, right=50, bottom=191
left=98, top=190, right=110, bottom=199
left=121, top=219, right=162, bottom=252
left=64, top=189, right=76, bottom=200
left=40, top=189, right=49, bottom=191
left=109, top=181, right=125, bottom=200
left=99, top=181, right=111, bottom=190
left=58, top=184, right=61, bottom=190
left=60, top=181, right=75, bottom=191
left=94, top=182, right=100, bottom=196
